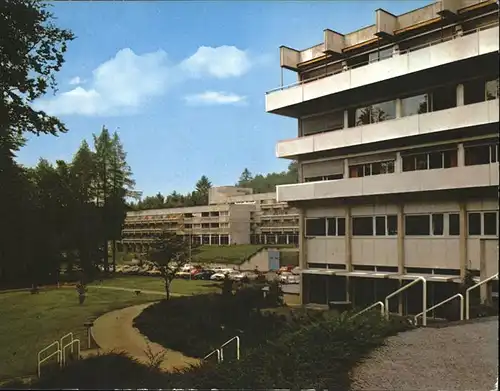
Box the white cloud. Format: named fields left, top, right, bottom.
left=35, top=45, right=256, bottom=117
left=183, top=91, right=246, bottom=106
left=179, top=46, right=251, bottom=79
left=68, top=76, right=83, bottom=85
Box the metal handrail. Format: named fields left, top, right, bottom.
left=385, top=276, right=427, bottom=326
left=61, top=339, right=81, bottom=366
left=350, top=301, right=385, bottom=319
left=466, top=273, right=499, bottom=319
left=203, top=348, right=221, bottom=363
left=219, top=336, right=240, bottom=361
left=60, top=332, right=74, bottom=365
left=414, top=293, right=464, bottom=325
left=37, top=341, right=61, bottom=378
left=266, top=20, right=499, bottom=94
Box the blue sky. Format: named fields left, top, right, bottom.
left=18, top=0, right=431, bottom=197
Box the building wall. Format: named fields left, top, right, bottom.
left=303, top=198, right=499, bottom=275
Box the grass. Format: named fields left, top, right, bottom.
left=193, top=244, right=296, bottom=265
left=90, top=275, right=220, bottom=295
left=0, top=288, right=161, bottom=381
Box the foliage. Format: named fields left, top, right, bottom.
left=235, top=162, right=298, bottom=194
left=148, top=231, right=199, bottom=300
left=29, top=309, right=411, bottom=390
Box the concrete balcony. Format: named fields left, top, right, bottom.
left=266, top=25, right=498, bottom=114
left=276, top=99, right=499, bottom=158
left=277, top=163, right=499, bottom=202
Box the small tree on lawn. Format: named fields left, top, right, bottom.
left=148, top=231, right=198, bottom=300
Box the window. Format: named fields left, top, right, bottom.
left=349, top=160, right=395, bottom=178
left=402, top=149, right=458, bottom=172
left=464, top=78, right=487, bottom=105
left=432, top=214, right=444, bottom=236
left=375, top=216, right=386, bottom=236
left=401, top=93, right=428, bottom=117
left=464, top=144, right=498, bottom=166
left=305, top=218, right=326, bottom=236
left=337, top=217, right=346, bottom=236
left=468, top=212, right=481, bottom=236
left=405, top=215, right=430, bottom=236
left=485, top=78, right=499, bottom=100
left=483, top=212, right=498, bottom=236
left=368, top=47, right=393, bottom=63
left=430, top=84, right=456, bottom=111
left=355, top=100, right=396, bottom=125
left=352, top=216, right=373, bottom=236
left=305, top=174, right=343, bottom=182
left=387, top=215, right=398, bottom=235
left=302, top=110, right=344, bottom=136
left=449, top=213, right=460, bottom=236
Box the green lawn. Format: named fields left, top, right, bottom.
left=92, top=275, right=220, bottom=295
left=193, top=244, right=295, bottom=265
left=0, top=288, right=160, bottom=381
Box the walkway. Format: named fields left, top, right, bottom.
left=88, top=303, right=200, bottom=371
left=350, top=317, right=498, bottom=391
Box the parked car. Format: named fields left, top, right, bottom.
left=279, top=271, right=300, bottom=284
left=210, top=270, right=238, bottom=281
left=277, top=265, right=295, bottom=274
left=175, top=270, right=192, bottom=279
left=193, top=270, right=215, bottom=280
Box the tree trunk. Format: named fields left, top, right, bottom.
left=164, top=278, right=171, bottom=300
left=112, top=239, right=116, bottom=273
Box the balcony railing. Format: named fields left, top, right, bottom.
left=266, top=20, right=498, bottom=94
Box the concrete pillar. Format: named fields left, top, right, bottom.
left=228, top=234, right=231, bottom=244
left=343, top=109, right=349, bottom=129
left=345, top=205, right=352, bottom=302
left=456, top=84, right=464, bottom=106
left=343, top=158, right=349, bottom=178
left=286, top=235, right=290, bottom=245
left=275, top=234, right=278, bottom=244
left=458, top=143, right=465, bottom=166
left=479, top=239, right=492, bottom=305
left=218, top=234, right=221, bottom=244
left=395, top=98, right=402, bottom=118
left=395, top=152, right=402, bottom=173
left=459, top=202, right=468, bottom=279
left=209, top=235, right=212, bottom=245
left=397, top=204, right=405, bottom=315
left=264, top=235, right=268, bottom=244
left=298, top=208, right=307, bottom=305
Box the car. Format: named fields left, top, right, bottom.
left=210, top=270, right=238, bottom=281
left=279, top=272, right=300, bottom=284
left=175, top=271, right=192, bottom=279
left=277, top=265, right=295, bottom=274
left=193, top=270, right=215, bottom=280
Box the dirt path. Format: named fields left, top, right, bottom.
left=350, top=317, right=498, bottom=391
left=89, top=303, right=200, bottom=371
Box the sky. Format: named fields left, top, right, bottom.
left=18, top=0, right=432, bottom=197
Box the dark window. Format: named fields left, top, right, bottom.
left=387, top=215, right=398, bottom=235
left=403, top=149, right=457, bottom=171
left=464, top=78, right=486, bottom=105
left=485, top=78, right=499, bottom=100
left=305, top=218, right=326, bottom=236
left=352, top=217, right=373, bottom=236
left=337, top=217, right=346, bottom=236
left=428, top=151, right=443, bottom=169
left=449, top=213, right=460, bottom=236
left=305, top=174, right=343, bottom=182
left=368, top=47, right=393, bottom=63
left=405, top=215, right=430, bottom=236
left=431, top=84, right=456, bottom=111
left=443, top=150, right=458, bottom=168
left=327, top=218, right=336, bottom=236
left=375, top=216, right=386, bottom=236
left=432, top=214, right=444, bottom=236
left=349, top=160, right=395, bottom=178
left=468, top=213, right=481, bottom=235
left=465, top=144, right=497, bottom=166
left=401, top=93, right=428, bottom=116
left=415, top=154, right=428, bottom=170
left=483, top=212, right=498, bottom=236
left=355, top=100, right=396, bottom=125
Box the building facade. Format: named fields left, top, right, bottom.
left=121, top=186, right=299, bottom=252
left=266, top=0, right=499, bottom=310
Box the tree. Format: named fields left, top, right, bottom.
left=237, top=168, right=253, bottom=186
left=193, top=175, right=212, bottom=205
left=0, top=0, right=75, bottom=153
left=148, top=232, right=199, bottom=300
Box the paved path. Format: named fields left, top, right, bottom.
left=89, top=303, right=200, bottom=372
left=350, top=317, right=498, bottom=391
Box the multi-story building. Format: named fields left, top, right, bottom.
left=266, top=0, right=499, bottom=310
left=121, top=186, right=299, bottom=252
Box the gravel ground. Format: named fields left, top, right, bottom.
left=350, top=317, right=498, bottom=391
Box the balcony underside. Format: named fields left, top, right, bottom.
left=277, top=164, right=499, bottom=203
left=266, top=26, right=499, bottom=117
